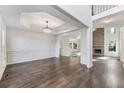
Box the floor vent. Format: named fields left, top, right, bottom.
left=3, top=73, right=9, bottom=79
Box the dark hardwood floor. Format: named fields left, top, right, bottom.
left=0, top=56, right=124, bottom=88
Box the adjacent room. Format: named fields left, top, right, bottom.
left=93, top=27, right=120, bottom=60
left=60, top=31, right=81, bottom=57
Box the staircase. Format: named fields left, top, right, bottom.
left=92, top=5, right=117, bottom=15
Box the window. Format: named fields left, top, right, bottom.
left=108, top=27, right=116, bottom=52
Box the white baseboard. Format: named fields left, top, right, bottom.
left=7, top=56, right=55, bottom=65
left=0, top=66, right=6, bottom=80
left=7, top=50, right=55, bottom=65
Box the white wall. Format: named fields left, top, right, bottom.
left=58, top=5, right=92, bottom=27
left=54, top=35, right=61, bottom=57
left=120, top=27, right=124, bottom=63
left=7, top=27, right=56, bottom=64
left=0, top=16, right=7, bottom=80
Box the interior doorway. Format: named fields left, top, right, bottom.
left=59, top=31, right=81, bottom=57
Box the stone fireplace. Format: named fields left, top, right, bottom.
left=93, top=28, right=104, bottom=56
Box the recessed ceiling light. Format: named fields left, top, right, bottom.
left=103, top=20, right=110, bottom=23
left=103, top=18, right=113, bottom=23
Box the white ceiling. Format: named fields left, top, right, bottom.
left=93, top=10, right=124, bottom=28
left=0, top=5, right=84, bottom=35
left=20, top=12, right=65, bottom=28
left=20, top=12, right=79, bottom=34
left=61, top=29, right=81, bottom=37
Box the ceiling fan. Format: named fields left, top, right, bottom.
left=43, top=21, right=52, bottom=33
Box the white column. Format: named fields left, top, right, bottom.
left=55, top=35, right=61, bottom=58
left=80, top=28, right=87, bottom=65
left=80, top=27, right=93, bottom=68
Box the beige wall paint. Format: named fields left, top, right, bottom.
left=93, top=28, right=104, bottom=49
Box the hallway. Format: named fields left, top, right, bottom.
left=0, top=56, right=124, bottom=88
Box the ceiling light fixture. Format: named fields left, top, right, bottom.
left=43, top=21, right=52, bottom=33
left=103, top=18, right=113, bottom=23
left=103, top=20, right=110, bottom=23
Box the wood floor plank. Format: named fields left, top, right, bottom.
left=0, top=56, right=124, bottom=88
